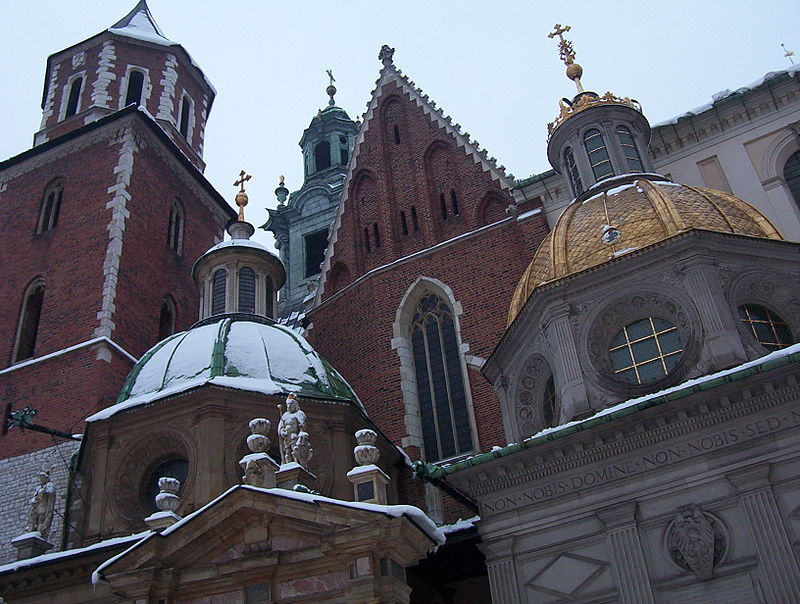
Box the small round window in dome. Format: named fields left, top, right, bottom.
left=609, top=317, right=683, bottom=384
left=144, top=458, right=188, bottom=513
left=738, top=305, right=794, bottom=351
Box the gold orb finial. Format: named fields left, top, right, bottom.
left=233, top=170, right=251, bottom=221
left=548, top=23, right=584, bottom=93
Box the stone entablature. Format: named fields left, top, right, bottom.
left=446, top=357, right=800, bottom=603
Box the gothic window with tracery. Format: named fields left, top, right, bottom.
left=37, top=180, right=64, bottom=233
left=13, top=279, right=45, bottom=363
left=410, top=294, right=473, bottom=461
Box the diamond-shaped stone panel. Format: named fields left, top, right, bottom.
left=526, top=553, right=607, bottom=597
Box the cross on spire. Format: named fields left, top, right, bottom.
left=234, top=170, right=251, bottom=194
left=326, top=69, right=335, bottom=86
left=548, top=24, right=576, bottom=66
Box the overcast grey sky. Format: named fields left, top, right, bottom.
left=2, top=1, right=798, bottom=251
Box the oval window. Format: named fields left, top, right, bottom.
left=737, top=304, right=794, bottom=351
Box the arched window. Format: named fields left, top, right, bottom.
left=440, top=193, right=448, bottom=219
left=65, top=77, right=83, bottom=118
left=315, top=141, right=331, bottom=171
left=784, top=150, right=800, bottom=208
left=125, top=70, right=145, bottom=107
left=339, top=136, right=349, bottom=165
left=616, top=126, right=644, bottom=172
left=410, top=294, right=473, bottom=461
left=564, top=147, right=583, bottom=196
left=609, top=317, right=683, bottom=384
left=410, top=207, right=420, bottom=232
left=584, top=128, right=614, bottom=181
left=211, top=269, right=227, bottom=315
left=450, top=190, right=460, bottom=216
left=265, top=277, right=274, bottom=318
left=393, top=124, right=401, bottom=144
left=37, top=180, right=64, bottom=233
left=238, top=267, right=256, bottom=313
left=158, top=297, right=176, bottom=340
left=179, top=95, right=192, bottom=138
left=167, top=200, right=183, bottom=254
left=13, top=279, right=45, bottom=363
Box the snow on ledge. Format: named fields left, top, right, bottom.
left=441, top=515, right=480, bottom=535
left=0, top=531, right=149, bottom=576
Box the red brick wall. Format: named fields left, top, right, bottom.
left=42, top=37, right=211, bottom=165
left=0, top=118, right=225, bottom=459
left=310, top=77, right=550, bottom=514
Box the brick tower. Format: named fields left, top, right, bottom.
left=307, top=45, right=550, bottom=521
left=0, top=1, right=235, bottom=562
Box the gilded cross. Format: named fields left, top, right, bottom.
left=326, top=69, right=336, bottom=85
left=548, top=23, right=576, bottom=67
left=234, top=170, right=251, bottom=193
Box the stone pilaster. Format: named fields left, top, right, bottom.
left=546, top=302, right=590, bottom=420
left=728, top=464, right=800, bottom=602
left=596, top=502, right=655, bottom=604
left=487, top=558, right=521, bottom=604
left=676, top=255, right=747, bottom=370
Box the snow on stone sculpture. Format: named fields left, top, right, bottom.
left=292, top=431, right=314, bottom=468
left=277, top=394, right=308, bottom=467
left=28, top=470, right=56, bottom=538
left=354, top=428, right=380, bottom=466
left=155, top=477, right=181, bottom=513
left=240, top=418, right=278, bottom=488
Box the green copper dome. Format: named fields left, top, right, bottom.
left=87, top=314, right=361, bottom=422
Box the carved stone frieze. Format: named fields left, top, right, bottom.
left=514, top=354, right=555, bottom=438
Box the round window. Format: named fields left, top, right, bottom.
left=609, top=317, right=683, bottom=384
left=737, top=304, right=794, bottom=351
left=144, top=458, right=188, bottom=513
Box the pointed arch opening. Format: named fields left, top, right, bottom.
left=167, top=199, right=184, bottom=254
left=12, top=278, right=45, bottom=363
left=65, top=77, right=83, bottom=118
left=158, top=296, right=177, bottom=341
left=37, top=179, right=64, bottom=234
left=393, top=278, right=477, bottom=462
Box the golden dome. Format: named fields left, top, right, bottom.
left=508, top=175, right=783, bottom=325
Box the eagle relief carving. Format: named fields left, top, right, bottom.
left=667, top=503, right=721, bottom=580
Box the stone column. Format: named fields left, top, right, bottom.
left=596, top=502, right=655, bottom=604
left=481, top=539, right=521, bottom=604
left=545, top=302, right=590, bottom=420
left=676, top=255, right=747, bottom=370
left=196, top=404, right=227, bottom=503
left=727, top=464, right=800, bottom=602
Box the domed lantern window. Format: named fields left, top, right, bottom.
left=609, top=317, right=683, bottom=384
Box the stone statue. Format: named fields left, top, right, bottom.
left=354, top=429, right=380, bottom=466
left=278, top=394, right=308, bottom=466
left=292, top=431, right=314, bottom=468
left=668, top=503, right=715, bottom=580
left=28, top=470, right=56, bottom=538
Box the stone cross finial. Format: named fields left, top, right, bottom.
left=27, top=469, right=56, bottom=538
left=379, top=45, right=395, bottom=66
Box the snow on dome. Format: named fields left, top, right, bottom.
left=87, top=315, right=362, bottom=422
left=203, top=239, right=270, bottom=254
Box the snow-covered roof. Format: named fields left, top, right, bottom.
left=654, top=64, right=800, bottom=126
left=109, top=0, right=174, bottom=46
left=0, top=532, right=149, bottom=576
left=87, top=316, right=362, bottom=422
left=202, top=238, right=270, bottom=254
left=92, top=485, right=443, bottom=584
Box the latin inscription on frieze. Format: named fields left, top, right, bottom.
left=482, top=409, right=800, bottom=515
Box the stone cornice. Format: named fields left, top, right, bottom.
left=449, top=367, right=799, bottom=500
